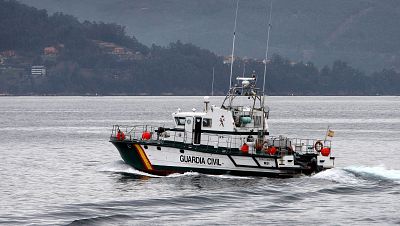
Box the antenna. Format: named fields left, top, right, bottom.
left=229, top=0, right=240, bottom=90
left=262, top=0, right=273, bottom=135
left=262, top=0, right=273, bottom=97
left=241, top=61, right=246, bottom=94
left=211, top=67, right=215, bottom=96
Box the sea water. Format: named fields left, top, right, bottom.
left=0, top=96, right=399, bottom=225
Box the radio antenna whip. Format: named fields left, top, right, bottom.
left=262, top=0, right=273, bottom=134
left=229, top=0, right=240, bottom=90
left=262, top=0, right=273, bottom=97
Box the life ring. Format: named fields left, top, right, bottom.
left=314, top=140, right=323, bottom=152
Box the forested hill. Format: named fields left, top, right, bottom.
left=18, top=0, right=400, bottom=73
left=0, top=0, right=399, bottom=96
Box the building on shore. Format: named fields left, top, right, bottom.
left=31, top=65, right=46, bottom=77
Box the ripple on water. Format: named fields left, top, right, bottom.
left=2, top=96, right=400, bottom=225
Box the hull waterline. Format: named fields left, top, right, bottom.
left=111, top=140, right=323, bottom=178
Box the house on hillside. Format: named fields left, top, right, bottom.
left=112, top=47, right=125, bottom=55
left=42, top=45, right=63, bottom=62
left=93, top=40, right=118, bottom=52
left=223, top=56, right=236, bottom=64
left=0, top=50, right=16, bottom=58
left=255, top=59, right=270, bottom=64
left=0, top=50, right=18, bottom=66
left=31, top=65, right=46, bottom=77
left=92, top=40, right=144, bottom=61
left=44, top=46, right=59, bottom=56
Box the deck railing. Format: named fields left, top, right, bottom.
left=110, top=125, right=332, bottom=156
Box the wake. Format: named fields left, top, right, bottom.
left=99, top=161, right=253, bottom=180
left=98, top=160, right=162, bottom=178
left=344, top=165, right=400, bottom=182
left=313, top=165, right=400, bottom=184
left=100, top=161, right=400, bottom=183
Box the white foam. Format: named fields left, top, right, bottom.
left=206, top=174, right=254, bottom=180
left=312, top=168, right=361, bottom=184
left=98, top=161, right=162, bottom=177
left=344, top=165, right=400, bottom=182
left=166, top=172, right=200, bottom=178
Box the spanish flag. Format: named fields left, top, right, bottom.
left=327, top=129, right=335, bottom=137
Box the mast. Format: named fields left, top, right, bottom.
left=241, top=61, right=246, bottom=94
left=262, top=0, right=273, bottom=132
left=229, top=0, right=240, bottom=90
left=262, top=0, right=273, bottom=99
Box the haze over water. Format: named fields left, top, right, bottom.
left=1, top=96, right=400, bottom=225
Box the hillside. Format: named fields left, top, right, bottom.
left=0, top=0, right=399, bottom=96
left=18, top=0, right=400, bottom=73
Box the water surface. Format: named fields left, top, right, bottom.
left=1, top=96, right=399, bottom=225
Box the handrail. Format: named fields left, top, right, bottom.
left=110, top=124, right=332, bottom=156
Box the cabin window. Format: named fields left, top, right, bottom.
left=175, top=117, right=186, bottom=126
left=203, top=118, right=212, bottom=127
left=254, top=116, right=262, bottom=126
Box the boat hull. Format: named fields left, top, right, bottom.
left=111, top=140, right=321, bottom=178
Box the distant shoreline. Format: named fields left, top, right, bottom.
left=0, top=94, right=397, bottom=97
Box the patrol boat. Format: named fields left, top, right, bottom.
left=109, top=76, right=335, bottom=178
left=109, top=1, right=334, bottom=177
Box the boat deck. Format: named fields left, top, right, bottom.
left=110, top=125, right=331, bottom=157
